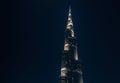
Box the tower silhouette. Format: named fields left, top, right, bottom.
left=60, top=6, right=83, bottom=83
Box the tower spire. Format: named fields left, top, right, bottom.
left=67, top=5, right=73, bottom=30
left=69, top=5, right=71, bottom=14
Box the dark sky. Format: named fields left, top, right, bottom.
left=1, top=0, right=120, bottom=83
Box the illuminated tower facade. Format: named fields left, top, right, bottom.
left=60, top=6, right=83, bottom=83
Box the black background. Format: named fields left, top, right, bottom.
left=1, top=0, right=120, bottom=83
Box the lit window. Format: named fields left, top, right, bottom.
left=71, top=30, right=74, bottom=37
left=61, top=67, right=68, bottom=77
left=64, top=44, right=69, bottom=51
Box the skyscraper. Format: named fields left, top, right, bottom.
left=60, top=6, right=83, bottom=83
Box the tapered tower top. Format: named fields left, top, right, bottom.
left=66, top=6, right=73, bottom=30
left=66, top=5, right=74, bottom=38
left=64, top=6, right=78, bottom=60
left=60, top=5, right=83, bottom=83
left=69, top=5, right=71, bottom=14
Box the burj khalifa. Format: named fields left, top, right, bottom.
left=60, top=6, right=83, bottom=83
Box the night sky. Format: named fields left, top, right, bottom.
left=1, top=0, right=120, bottom=83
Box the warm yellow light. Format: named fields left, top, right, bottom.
left=71, top=29, right=74, bottom=37
left=64, top=43, right=69, bottom=51
left=61, top=67, right=68, bottom=77
left=74, top=48, right=78, bottom=60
